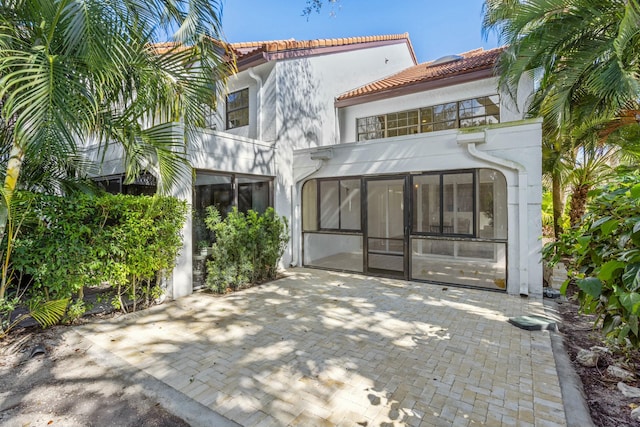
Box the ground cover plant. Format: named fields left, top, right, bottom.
left=204, top=207, right=288, bottom=293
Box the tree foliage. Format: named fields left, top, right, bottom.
left=483, top=0, right=640, bottom=237
left=0, top=0, right=231, bottom=244
left=544, top=172, right=640, bottom=346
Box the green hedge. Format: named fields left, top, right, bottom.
left=8, top=192, right=187, bottom=316
left=204, top=207, right=288, bottom=293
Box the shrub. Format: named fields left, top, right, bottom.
left=7, top=192, right=187, bottom=319
left=205, top=207, right=288, bottom=293
left=544, top=172, right=640, bottom=346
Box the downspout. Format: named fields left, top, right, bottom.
left=248, top=67, right=263, bottom=141
left=457, top=130, right=530, bottom=296
left=290, top=148, right=333, bottom=267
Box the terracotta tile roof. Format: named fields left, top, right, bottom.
left=149, top=41, right=190, bottom=54
left=229, top=33, right=417, bottom=65
left=337, top=46, right=506, bottom=103
left=150, top=34, right=417, bottom=72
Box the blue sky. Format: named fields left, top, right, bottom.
left=220, top=0, right=500, bottom=63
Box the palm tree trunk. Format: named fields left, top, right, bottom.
left=569, top=183, right=590, bottom=227
left=552, top=170, right=564, bottom=239
left=0, top=140, right=24, bottom=300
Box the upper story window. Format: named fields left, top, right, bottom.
left=356, top=95, right=500, bottom=141
left=226, top=88, right=249, bottom=129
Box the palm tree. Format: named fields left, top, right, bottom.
left=0, top=0, right=234, bottom=320
left=0, top=0, right=232, bottom=244
left=483, top=0, right=640, bottom=237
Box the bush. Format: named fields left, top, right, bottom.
left=544, top=172, right=640, bottom=346
left=204, top=207, right=288, bottom=293
left=7, top=192, right=187, bottom=318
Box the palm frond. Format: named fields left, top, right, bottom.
left=28, top=298, right=69, bottom=328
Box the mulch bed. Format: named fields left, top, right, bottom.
left=555, top=287, right=640, bottom=427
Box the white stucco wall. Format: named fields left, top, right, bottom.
left=188, top=129, right=276, bottom=176
left=292, top=120, right=543, bottom=295
left=265, top=43, right=416, bottom=266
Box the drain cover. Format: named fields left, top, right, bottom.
left=508, top=315, right=557, bottom=331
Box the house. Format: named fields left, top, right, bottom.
left=93, top=33, right=543, bottom=298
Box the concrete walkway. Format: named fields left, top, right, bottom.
left=76, top=269, right=566, bottom=426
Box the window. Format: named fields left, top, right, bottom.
left=307, top=179, right=361, bottom=231
left=443, top=173, right=474, bottom=235
left=356, top=115, right=385, bottom=141
left=302, top=178, right=363, bottom=273
left=226, top=88, right=249, bottom=129
left=411, top=171, right=476, bottom=236
left=429, top=102, right=458, bottom=131
left=478, top=169, right=507, bottom=239
left=386, top=110, right=419, bottom=137
left=412, top=174, right=441, bottom=233
left=193, top=172, right=272, bottom=243
left=459, top=95, right=500, bottom=128
left=95, top=172, right=157, bottom=196
left=356, top=95, right=500, bottom=141
left=411, top=169, right=507, bottom=239
left=238, top=176, right=270, bottom=214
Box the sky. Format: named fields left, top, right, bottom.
left=220, top=0, right=500, bottom=63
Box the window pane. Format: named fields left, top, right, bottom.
left=420, top=107, right=433, bottom=127
left=237, top=176, right=271, bottom=214
left=397, top=113, right=407, bottom=127
left=302, top=180, right=318, bottom=231
left=408, top=110, right=419, bottom=124
left=421, top=123, right=433, bottom=133
left=357, top=119, right=367, bottom=133
left=411, top=237, right=506, bottom=290
left=412, top=175, right=441, bottom=233
left=304, top=233, right=363, bottom=272
left=479, top=169, right=507, bottom=239
left=458, top=96, right=500, bottom=128
left=357, top=116, right=385, bottom=140
left=443, top=173, right=474, bottom=235
left=434, top=103, right=457, bottom=122
left=320, top=180, right=340, bottom=229
left=340, top=179, right=361, bottom=230
left=226, top=88, right=249, bottom=129
left=193, top=173, right=233, bottom=275
left=227, top=109, right=248, bottom=128
left=97, top=177, right=122, bottom=194
left=486, top=95, right=500, bottom=119
left=228, top=88, right=248, bottom=110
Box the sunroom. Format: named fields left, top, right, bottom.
left=301, top=168, right=508, bottom=290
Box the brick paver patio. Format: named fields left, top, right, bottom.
left=77, top=268, right=566, bottom=426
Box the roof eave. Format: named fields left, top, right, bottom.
left=236, top=37, right=414, bottom=72
left=335, top=67, right=496, bottom=108
left=236, top=51, right=269, bottom=72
